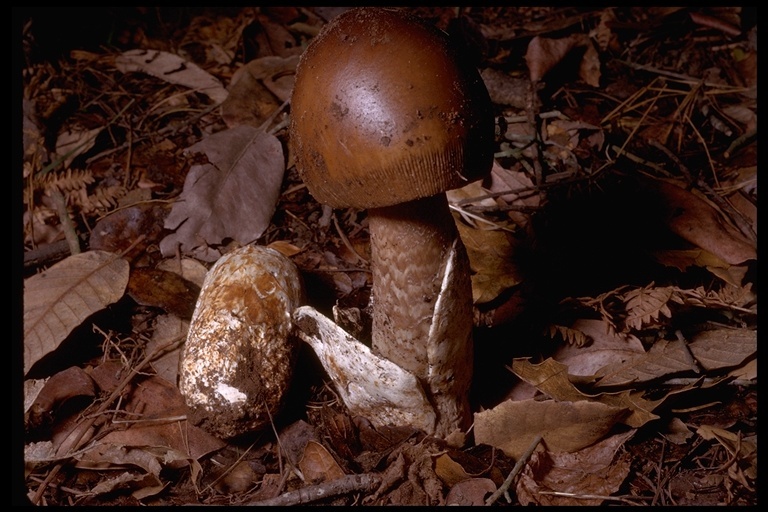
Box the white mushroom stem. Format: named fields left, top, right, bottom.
left=368, top=194, right=474, bottom=435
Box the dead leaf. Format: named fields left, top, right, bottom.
left=445, top=478, right=497, bottom=506
left=687, top=328, right=756, bottom=371
left=594, top=337, right=698, bottom=387
left=55, top=125, right=103, bottom=168
left=299, top=440, right=346, bottom=483
left=457, top=223, right=521, bottom=304
left=221, top=55, right=299, bottom=128
left=516, top=430, right=634, bottom=506
left=24, top=366, right=95, bottom=431
left=509, top=358, right=660, bottom=427
left=115, top=49, right=228, bottom=104
left=24, top=250, right=130, bottom=375
left=434, top=453, right=471, bottom=487
left=646, top=179, right=757, bottom=265
left=89, top=204, right=169, bottom=260
left=525, top=34, right=599, bottom=86
left=146, top=314, right=189, bottom=384
left=486, top=160, right=540, bottom=227
left=551, top=318, right=646, bottom=378
left=480, top=68, right=530, bottom=109
left=159, top=125, right=285, bottom=261
left=126, top=267, right=201, bottom=320
left=474, top=398, right=628, bottom=459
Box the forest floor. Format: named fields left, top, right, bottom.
left=17, top=7, right=756, bottom=506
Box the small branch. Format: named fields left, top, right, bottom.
left=243, top=473, right=382, bottom=506
left=485, top=434, right=542, bottom=505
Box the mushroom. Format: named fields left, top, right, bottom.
left=290, top=7, right=494, bottom=437
left=179, top=245, right=304, bottom=438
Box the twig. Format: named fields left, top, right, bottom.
left=48, top=188, right=81, bottom=256
left=485, top=434, right=542, bottom=505
left=29, top=332, right=185, bottom=504
left=243, top=473, right=383, bottom=506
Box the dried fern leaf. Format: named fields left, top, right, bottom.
left=547, top=324, right=590, bottom=347
left=623, top=285, right=674, bottom=331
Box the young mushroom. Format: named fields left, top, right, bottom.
left=290, top=7, right=494, bottom=437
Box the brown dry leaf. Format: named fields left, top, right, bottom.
left=24, top=366, right=95, bottom=431
left=551, top=318, right=646, bottom=378
left=479, top=68, right=530, bottom=109
left=509, top=358, right=660, bottom=427
left=474, top=398, right=628, bottom=459
left=221, top=55, right=299, bottom=128
left=24, top=250, right=130, bottom=375
left=434, top=453, right=471, bottom=487
left=89, top=204, right=169, bottom=260
left=78, top=375, right=225, bottom=467
left=126, top=267, right=201, bottom=320
left=594, top=337, right=699, bottom=387
left=516, top=430, right=634, bottom=506
left=89, top=471, right=165, bottom=500
left=525, top=34, right=600, bottom=86
left=115, top=49, right=228, bottom=104
left=445, top=478, right=497, bottom=506
left=696, top=425, right=757, bottom=483
left=526, top=35, right=577, bottom=83
left=687, top=328, right=756, bottom=371
left=299, top=440, right=346, bottom=483
left=646, top=179, right=757, bottom=265
left=458, top=222, right=521, bottom=304
left=159, top=125, right=285, bottom=261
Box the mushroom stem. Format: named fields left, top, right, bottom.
left=368, top=193, right=473, bottom=434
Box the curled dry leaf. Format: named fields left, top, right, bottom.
left=23, top=250, right=130, bottom=375
left=525, top=34, right=600, bottom=86
left=115, top=49, right=228, bottom=104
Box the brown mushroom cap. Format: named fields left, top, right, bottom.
left=290, top=7, right=495, bottom=209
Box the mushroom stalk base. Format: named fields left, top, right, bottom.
left=368, top=194, right=473, bottom=436
left=293, top=195, right=473, bottom=438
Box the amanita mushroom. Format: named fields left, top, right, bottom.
left=290, top=7, right=494, bottom=437
left=179, top=245, right=304, bottom=438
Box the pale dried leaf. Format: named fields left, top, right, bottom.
left=115, top=49, right=228, bottom=104
left=594, top=337, right=699, bottom=387
left=55, top=126, right=104, bottom=169
left=687, top=328, right=756, bottom=371
left=160, top=126, right=285, bottom=261
left=480, top=68, right=530, bottom=109
left=474, top=398, right=628, bottom=459
left=578, top=38, right=601, bottom=87
left=299, top=440, right=346, bottom=483
left=24, top=251, right=130, bottom=375
left=552, top=318, right=646, bottom=378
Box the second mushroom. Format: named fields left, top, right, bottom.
left=290, top=7, right=494, bottom=438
